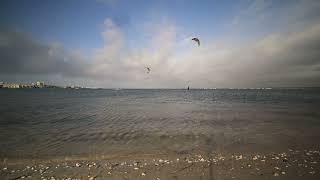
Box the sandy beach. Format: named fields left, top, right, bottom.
left=1, top=148, right=319, bottom=180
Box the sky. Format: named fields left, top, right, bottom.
left=0, top=0, right=320, bottom=88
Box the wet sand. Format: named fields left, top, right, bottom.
left=1, top=149, right=319, bottom=180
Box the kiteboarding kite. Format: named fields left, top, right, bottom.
left=192, top=38, right=200, bottom=46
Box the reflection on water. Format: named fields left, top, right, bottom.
left=0, top=89, right=320, bottom=158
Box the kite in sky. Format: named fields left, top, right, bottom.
left=192, top=37, right=200, bottom=46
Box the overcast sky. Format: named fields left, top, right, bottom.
left=0, top=0, right=320, bottom=88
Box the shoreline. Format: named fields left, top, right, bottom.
left=1, top=149, right=319, bottom=180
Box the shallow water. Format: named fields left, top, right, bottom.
left=0, top=88, right=320, bottom=158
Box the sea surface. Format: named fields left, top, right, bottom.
left=0, top=88, right=320, bottom=159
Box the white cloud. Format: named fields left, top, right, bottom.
left=81, top=18, right=320, bottom=88
left=93, top=18, right=123, bottom=63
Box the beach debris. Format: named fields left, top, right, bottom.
left=309, top=171, right=316, bottom=175
left=200, top=158, right=205, bottom=162
left=107, top=172, right=111, bottom=175
left=75, top=163, right=81, bottom=167
left=253, top=156, right=258, bottom=160
left=235, top=155, right=243, bottom=160
left=141, top=172, right=146, bottom=176
left=88, top=176, right=96, bottom=180
left=217, top=155, right=225, bottom=161
left=281, top=171, right=286, bottom=175
left=274, top=167, right=280, bottom=170
left=273, top=172, right=279, bottom=176
left=282, top=158, right=288, bottom=163
left=247, top=164, right=251, bottom=168
left=312, top=150, right=320, bottom=154
left=87, top=162, right=97, bottom=168
left=159, top=159, right=164, bottom=163
left=156, top=178, right=160, bottom=180
left=134, top=167, right=139, bottom=170
left=111, top=163, right=119, bottom=169
left=212, top=158, right=217, bottom=163
left=279, top=153, right=287, bottom=157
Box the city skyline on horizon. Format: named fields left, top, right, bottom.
left=1, top=80, right=320, bottom=90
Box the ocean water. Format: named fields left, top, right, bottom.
left=0, top=88, right=320, bottom=158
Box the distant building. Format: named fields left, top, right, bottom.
left=35, top=81, right=45, bottom=88
left=0, top=81, right=63, bottom=89
left=20, top=84, right=33, bottom=88
left=3, top=83, right=20, bottom=89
